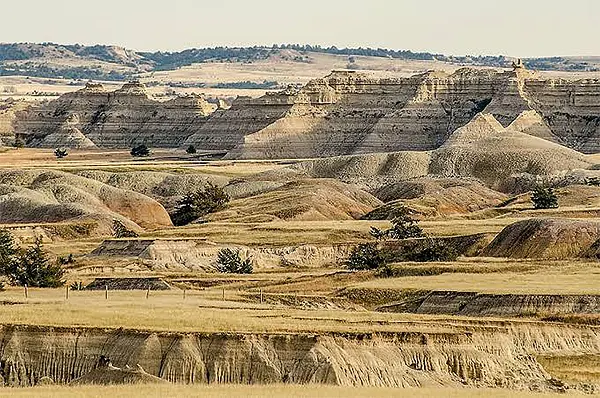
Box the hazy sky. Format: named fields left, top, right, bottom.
left=2, top=0, right=599, bottom=57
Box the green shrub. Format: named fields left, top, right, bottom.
left=171, top=183, right=230, bottom=226
left=131, top=144, right=150, bottom=157
left=186, top=145, right=197, bottom=154
left=404, top=241, right=459, bottom=262
left=216, top=248, right=253, bottom=274
left=2, top=238, right=65, bottom=288
left=54, top=148, right=68, bottom=159
left=369, top=206, right=424, bottom=240
left=531, top=187, right=558, bottom=209
left=345, top=243, right=386, bottom=270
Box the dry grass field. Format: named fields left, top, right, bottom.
left=3, top=149, right=600, bottom=393
left=0, top=384, right=575, bottom=398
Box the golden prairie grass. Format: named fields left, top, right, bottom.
left=0, top=384, right=573, bottom=398
left=0, top=287, right=462, bottom=334
left=537, top=354, right=600, bottom=383
left=354, top=261, right=600, bottom=294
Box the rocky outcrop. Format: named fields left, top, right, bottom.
left=378, top=290, right=600, bottom=317
left=16, top=82, right=216, bottom=148
left=0, top=324, right=559, bottom=390
left=0, top=99, right=31, bottom=146
left=88, top=239, right=353, bottom=271
left=204, top=68, right=600, bottom=159
left=482, top=218, right=600, bottom=259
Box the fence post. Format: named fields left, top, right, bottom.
left=66, top=285, right=69, bottom=300
left=146, top=286, right=150, bottom=299
left=222, top=287, right=225, bottom=301
left=183, top=289, right=186, bottom=300
left=24, top=284, right=28, bottom=299
left=260, top=289, right=263, bottom=304
left=105, top=285, right=108, bottom=300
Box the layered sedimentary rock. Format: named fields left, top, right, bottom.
left=482, top=218, right=600, bottom=259
left=0, top=324, right=561, bottom=390
left=89, top=238, right=352, bottom=271
left=16, top=82, right=216, bottom=148
left=378, top=290, right=600, bottom=317
left=204, top=68, right=600, bottom=159
left=0, top=169, right=173, bottom=234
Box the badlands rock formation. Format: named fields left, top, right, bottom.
left=482, top=218, right=600, bottom=259
left=0, top=324, right=566, bottom=390
left=16, top=82, right=216, bottom=148
left=191, top=68, right=600, bottom=159
left=0, top=169, right=172, bottom=235
left=274, top=112, right=591, bottom=193
left=14, top=67, right=600, bottom=157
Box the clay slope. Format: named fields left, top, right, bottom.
left=272, top=112, right=589, bottom=193
left=77, top=170, right=229, bottom=212
left=16, top=82, right=216, bottom=148
left=209, top=179, right=383, bottom=222
left=366, top=177, right=508, bottom=219
left=288, top=151, right=431, bottom=189
left=482, top=218, right=600, bottom=259
left=0, top=169, right=172, bottom=234
left=210, top=68, right=600, bottom=159
left=430, top=113, right=591, bottom=188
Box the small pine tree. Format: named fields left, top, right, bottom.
left=112, top=220, right=139, bottom=238
left=54, top=148, right=68, bottom=159
left=216, top=248, right=253, bottom=274
left=186, top=145, right=197, bottom=154
left=387, top=208, right=424, bottom=240
left=369, top=206, right=424, bottom=241
left=131, top=144, right=150, bottom=157
left=171, top=183, right=230, bottom=226
left=531, top=187, right=559, bottom=209
left=345, top=243, right=386, bottom=270
left=4, top=238, right=65, bottom=288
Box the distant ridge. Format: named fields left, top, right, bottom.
left=0, top=42, right=597, bottom=81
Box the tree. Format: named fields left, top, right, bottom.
left=531, top=187, right=558, bottom=209
left=171, top=183, right=230, bottom=226
left=216, top=248, right=253, bottom=274
left=131, top=144, right=150, bottom=157
left=345, top=243, right=386, bottom=270
left=0, top=230, right=17, bottom=286
left=112, top=219, right=139, bottom=238
left=405, top=240, right=459, bottom=262
left=369, top=206, right=424, bottom=240
left=186, top=145, right=197, bottom=154
left=54, top=148, right=68, bottom=159
left=3, top=238, right=65, bottom=287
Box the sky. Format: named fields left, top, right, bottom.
left=1, top=0, right=599, bottom=57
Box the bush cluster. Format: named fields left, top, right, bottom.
left=0, top=231, right=65, bottom=288
left=171, top=183, right=230, bottom=226
left=216, top=248, right=253, bottom=274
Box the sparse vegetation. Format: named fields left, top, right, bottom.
left=54, top=148, right=68, bottom=159
left=216, top=248, right=253, bottom=274
left=531, top=187, right=559, bottom=209
left=0, top=234, right=65, bottom=288
left=130, top=144, right=151, bottom=157
left=369, top=207, right=424, bottom=240
left=345, top=243, right=386, bottom=270
left=112, top=220, right=139, bottom=238
left=171, top=183, right=230, bottom=226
